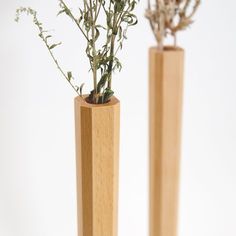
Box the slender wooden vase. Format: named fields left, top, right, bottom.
left=149, top=47, right=184, bottom=236
left=74, top=96, right=120, bottom=236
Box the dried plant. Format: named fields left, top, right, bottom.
left=15, top=0, right=138, bottom=104
left=145, top=0, right=200, bottom=50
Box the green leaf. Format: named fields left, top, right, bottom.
left=67, top=71, right=72, bottom=81
left=45, top=35, right=52, bottom=40
left=119, top=41, right=123, bottom=50
left=130, top=1, right=137, bottom=11
left=79, top=8, right=83, bottom=17
left=57, top=9, right=66, bottom=16
left=49, top=42, right=61, bottom=50
left=103, top=88, right=114, bottom=103
left=80, top=83, right=85, bottom=96
left=96, top=25, right=106, bottom=30
left=95, top=27, right=100, bottom=41
left=118, top=26, right=122, bottom=41
left=122, top=13, right=138, bottom=26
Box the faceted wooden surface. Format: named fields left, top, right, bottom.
left=75, top=96, right=120, bottom=236
left=149, top=47, right=184, bottom=236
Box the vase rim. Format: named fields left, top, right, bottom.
left=75, top=95, right=120, bottom=108
left=150, top=45, right=184, bottom=52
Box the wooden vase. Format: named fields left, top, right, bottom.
left=149, top=47, right=184, bottom=236
left=74, top=96, right=120, bottom=236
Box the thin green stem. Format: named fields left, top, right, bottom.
left=107, top=9, right=118, bottom=89
left=89, top=0, right=98, bottom=102
left=16, top=7, right=80, bottom=95
left=95, top=0, right=103, bottom=22
left=114, top=24, right=128, bottom=56
left=45, top=41, right=79, bottom=95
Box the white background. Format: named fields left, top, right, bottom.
left=1, top=0, right=236, bottom=236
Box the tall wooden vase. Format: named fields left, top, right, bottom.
left=74, top=96, right=120, bottom=236
left=149, top=47, right=184, bottom=236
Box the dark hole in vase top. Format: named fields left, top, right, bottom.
left=85, top=96, right=111, bottom=105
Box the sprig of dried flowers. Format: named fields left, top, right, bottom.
left=16, top=0, right=138, bottom=104
left=145, top=0, right=200, bottom=50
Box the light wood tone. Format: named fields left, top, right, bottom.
left=74, top=96, right=120, bottom=236
left=149, top=47, right=184, bottom=236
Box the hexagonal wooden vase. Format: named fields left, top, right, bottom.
left=149, top=47, right=184, bottom=236
left=74, top=96, right=120, bottom=236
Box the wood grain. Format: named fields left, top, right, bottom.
left=149, top=47, right=184, bottom=236
left=74, top=96, right=120, bottom=236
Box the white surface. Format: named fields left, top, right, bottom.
left=0, top=1, right=236, bottom=235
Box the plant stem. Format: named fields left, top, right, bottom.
left=41, top=37, right=80, bottom=95
left=89, top=0, right=98, bottom=102
left=107, top=35, right=115, bottom=89
left=183, top=0, right=191, bottom=13
left=95, top=0, right=102, bottom=22
left=187, top=0, right=201, bottom=18
left=107, top=9, right=118, bottom=89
